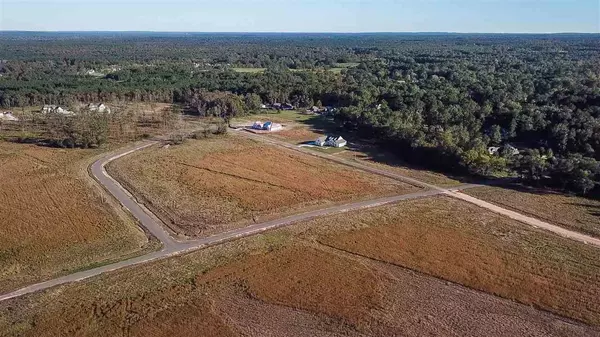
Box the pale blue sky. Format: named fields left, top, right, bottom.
left=1, top=0, right=598, bottom=33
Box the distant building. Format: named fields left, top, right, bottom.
left=252, top=121, right=264, bottom=130
left=0, top=112, right=18, bottom=121
left=316, top=135, right=347, bottom=148
left=282, top=103, right=295, bottom=110
left=488, top=145, right=520, bottom=156
left=41, top=105, right=74, bottom=115
left=488, top=147, right=501, bottom=155
left=87, top=103, right=111, bottom=113
left=262, top=121, right=283, bottom=132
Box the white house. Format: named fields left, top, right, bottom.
left=41, top=105, right=74, bottom=115
left=315, top=135, right=347, bottom=148
left=262, top=121, right=283, bottom=131
left=488, top=147, right=501, bottom=155
left=88, top=103, right=111, bottom=113
left=0, top=112, right=18, bottom=121
left=315, top=136, right=327, bottom=147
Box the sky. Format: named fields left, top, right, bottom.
left=0, top=0, right=599, bottom=33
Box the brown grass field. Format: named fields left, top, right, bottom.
left=107, top=135, right=419, bottom=237
left=2, top=196, right=599, bottom=336
left=0, top=142, right=150, bottom=293
left=466, top=185, right=600, bottom=237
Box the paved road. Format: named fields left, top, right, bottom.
left=240, top=130, right=600, bottom=249
left=3, top=132, right=600, bottom=302
left=0, top=142, right=456, bottom=302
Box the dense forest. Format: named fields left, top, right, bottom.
left=1, top=32, right=599, bottom=194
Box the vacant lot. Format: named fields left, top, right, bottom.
left=108, top=135, right=418, bottom=237
left=2, top=196, right=598, bottom=337
left=466, top=185, right=600, bottom=238
left=268, top=126, right=324, bottom=143
left=316, top=196, right=600, bottom=326
left=0, top=142, right=149, bottom=292
left=233, top=110, right=316, bottom=125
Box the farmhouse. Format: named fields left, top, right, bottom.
left=87, top=103, right=111, bottom=113
left=316, top=135, right=347, bottom=148
left=41, top=105, right=74, bottom=115
left=0, top=111, right=18, bottom=121
left=488, top=144, right=520, bottom=156
left=263, top=121, right=283, bottom=131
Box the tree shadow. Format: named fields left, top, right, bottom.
left=295, top=114, right=479, bottom=184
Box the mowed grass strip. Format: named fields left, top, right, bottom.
left=0, top=142, right=148, bottom=292
left=314, top=196, right=600, bottom=326
left=466, top=185, right=600, bottom=238
left=108, top=135, right=418, bottom=237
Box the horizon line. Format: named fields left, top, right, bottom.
left=1, top=30, right=599, bottom=35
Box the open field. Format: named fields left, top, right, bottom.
left=231, top=67, right=267, bottom=73
left=233, top=110, right=318, bottom=125
left=0, top=142, right=150, bottom=293
left=315, top=196, right=600, bottom=326
left=231, top=66, right=356, bottom=74
left=0, top=102, right=203, bottom=146
left=246, top=118, right=463, bottom=187
left=2, top=196, right=598, bottom=336
left=466, top=185, right=600, bottom=238
left=108, top=135, right=418, bottom=237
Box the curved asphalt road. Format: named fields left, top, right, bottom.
left=2, top=134, right=600, bottom=302
left=0, top=141, right=455, bottom=302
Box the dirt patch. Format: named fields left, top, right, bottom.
left=108, top=135, right=418, bottom=237
left=466, top=185, right=600, bottom=238
left=0, top=142, right=148, bottom=292
left=317, top=196, right=600, bottom=326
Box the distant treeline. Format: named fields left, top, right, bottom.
left=1, top=33, right=600, bottom=194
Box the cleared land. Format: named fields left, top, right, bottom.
left=0, top=142, right=150, bottom=293
left=315, top=196, right=600, bottom=326
left=2, top=197, right=598, bottom=336
left=108, top=135, right=418, bottom=237
left=466, top=185, right=600, bottom=238
left=231, top=67, right=266, bottom=73
left=245, top=114, right=463, bottom=187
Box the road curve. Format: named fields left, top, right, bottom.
left=0, top=142, right=449, bottom=302
left=3, top=132, right=600, bottom=303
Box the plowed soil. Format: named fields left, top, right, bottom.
left=0, top=142, right=148, bottom=293
left=108, top=135, right=418, bottom=237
